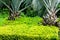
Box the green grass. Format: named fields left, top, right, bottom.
left=0, top=11, right=59, bottom=40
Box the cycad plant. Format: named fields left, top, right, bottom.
left=0, top=0, right=31, bottom=20
left=43, top=0, right=60, bottom=25
left=32, top=0, right=60, bottom=25
left=32, top=0, right=43, bottom=16
left=32, top=0, right=43, bottom=11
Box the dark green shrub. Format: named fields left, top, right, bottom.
left=0, top=35, right=58, bottom=40
left=25, top=8, right=38, bottom=17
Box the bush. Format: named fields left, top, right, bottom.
left=3, top=16, right=43, bottom=25
left=0, top=24, right=58, bottom=40
left=25, top=8, right=38, bottom=17
left=0, top=10, right=58, bottom=40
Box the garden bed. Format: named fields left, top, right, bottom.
left=0, top=24, right=58, bottom=40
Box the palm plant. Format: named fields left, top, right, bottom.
left=32, top=0, right=43, bottom=17
left=43, top=0, right=60, bottom=25
left=32, top=0, right=60, bottom=25
left=0, top=0, right=31, bottom=20
left=32, top=0, right=43, bottom=11
left=0, top=0, right=10, bottom=8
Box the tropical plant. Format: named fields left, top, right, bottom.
left=43, top=0, right=60, bottom=25
left=0, top=0, right=31, bottom=20
left=32, top=0, right=60, bottom=25
left=32, top=0, right=43, bottom=11
left=0, top=0, right=10, bottom=8
left=32, top=0, right=43, bottom=16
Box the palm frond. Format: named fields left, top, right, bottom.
left=43, top=0, right=60, bottom=14
left=0, top=0, right=13, bottom=13
left=32, top=0, right=43, bottom=11
left=11, top=0, right=25, bottom=12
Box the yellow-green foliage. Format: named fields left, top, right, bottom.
left=0, top=24, right=58, bottom=40
left=3, top=16, right=43, bottom=25
left=0, top=13, right=59, bottom=40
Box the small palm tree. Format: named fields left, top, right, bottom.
left=32, top=0, right=60, bottom=25
left=43, top=0, right=60, bottom=25
left=0, top=0, right=31, bottom=20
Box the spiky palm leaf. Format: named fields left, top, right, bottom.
left=43, top=0, right=60, bottom=25
left=32, top=0, right=43, bottom=11
left=0, top=0, right=32, bottom=20
left=23, top=0, right=32, bottom=6
left=0, top=0, right=31, bottom=13
left=11, top=0, right=24, bottom=12
left=43, top=0, right=60, bottom=15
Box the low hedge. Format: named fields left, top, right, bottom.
left=0, top=35, right=58, bottom=40
left=0, top=24, right=58, bottom=40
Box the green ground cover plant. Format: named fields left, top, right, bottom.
left=0, top=12, right=58, bottom=40
left=0, top=0, right=60, bottom=39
